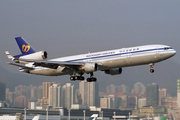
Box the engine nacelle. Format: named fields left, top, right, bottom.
left=80, top=63, right=98, bottom=73
left=18, top=51, right=47, bottom=63
left=105, top=68, right=122, bottom=75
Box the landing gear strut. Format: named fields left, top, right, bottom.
left=87, top=72, right=97, bottom=82
left=149, top=63, right=155, bottom=73
left=70, top=70, right=85, bottom=81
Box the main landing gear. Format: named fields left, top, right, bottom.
left=70, top=76, right=85, bottom=81
left=149, top=63, right=155, bottom=73
left=70, top=72, right=97, bottom=82
left=87, top=72, right=97, bottom=82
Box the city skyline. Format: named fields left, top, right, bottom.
left=4, top=80, right=177, bottom=109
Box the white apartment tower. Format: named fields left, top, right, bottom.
left=177, top=79, right=180, bottom=108
left=159, top=88, right=167, bottom=106
left=138, top=98, right=146, bottom=108
left=49, top=83, right=63, bottom=108
left=79, top=81, right=99, bottom=107
left=63, top=83, right=75, bottom=109
left=100, top=97, right=113, bottom=109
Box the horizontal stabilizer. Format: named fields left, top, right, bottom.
left=6, top=62, right=34, bottom=70
left=5, top=51, right=14, bottom=60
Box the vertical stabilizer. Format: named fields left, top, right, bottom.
left=15, top=37, right=36, bottom=54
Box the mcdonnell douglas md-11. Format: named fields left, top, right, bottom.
left=5, top=37, right=176, bottom=82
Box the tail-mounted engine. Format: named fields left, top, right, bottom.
left=17, top=51, right=47, bottom=63
left=80, top=63, right=98, bottom=73
left=105, top=68, right=122, bottom=75
left=20, top=51, right=47, bottom=60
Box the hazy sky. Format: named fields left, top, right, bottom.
left=1, top=1, right=180, bottom=73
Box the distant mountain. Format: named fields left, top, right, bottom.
left=0, top=59, right=179, bottom=96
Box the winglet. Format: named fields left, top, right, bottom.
left=5, top=51, right=14, bottom=60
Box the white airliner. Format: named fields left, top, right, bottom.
left=5, top=37, right=176, bottom=82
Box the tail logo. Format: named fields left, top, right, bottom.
left=22, top=44, right=30, bottom=52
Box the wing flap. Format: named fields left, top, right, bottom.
left=19, top=58, right=82, bottom=69
left=6, top=62, right=34, bottom=70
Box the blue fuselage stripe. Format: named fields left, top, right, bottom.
left=65, top=48, right=166, bottom=62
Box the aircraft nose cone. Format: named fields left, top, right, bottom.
left=173, top=49, right=176, bottom=55
left=171, top=49, right=176, bottom=57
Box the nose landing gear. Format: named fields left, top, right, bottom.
left=149, top=63, right=155, bottom=73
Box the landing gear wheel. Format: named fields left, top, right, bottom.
left=92, top=77, right=97, bottom=82
left=74, top=76, right=79, bottom=80
left=79, top=76, right=85, bottom=81
left=87, top=77, right=97, bottom=82
left=70, top=76, right=85, bottom=81
left=150, top=69, right=154, bottom=73
left=87, top=78, right=91, bottom=82
left=70, top=76, right=75, bottom=81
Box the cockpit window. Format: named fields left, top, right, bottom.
left=164, top=47, right=172, bottom=50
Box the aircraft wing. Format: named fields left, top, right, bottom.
left=18, top=58, right=82, bottom=69
left=6, top=62, right=34, bottom=70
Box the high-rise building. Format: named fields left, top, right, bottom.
left=63, top=83, right=75, bottom=109
left=119, top=95, right=127, bottom=108
left=0, top=82, right=6, bottom=101
left=14, top=85, right=27, bottom=96
left=106, top=84, right=116, bottom=94
left=42, top=82, right=52, bottom=99
left=79, top=81, right=99, bottom=107
left=79, top=81, right=87, bottom=105
left=159, top=88, right=167, bottom=106
left=30, top=86, right=42, bottom=101
left=120, top=84, right=128, bottom=94
left=15, top=95, right=27, bottom=107
left=177, top=79, right=180, bottom=108
left=6, top=89, right=15, bottom=106
left=161, top=97, right=177, bottom=109
left=127, top=96, right=136, bottom=108
left=138, top=98, right=146, bottom=108
left=100, top=97, right=112, bottom=108
left=49, top=83, right=63, bottom=109
left=146, top=83, right=159, bottom=106
left=134, top=82, right=146, bottom=96
left=108, top=94, right=117, bottom=108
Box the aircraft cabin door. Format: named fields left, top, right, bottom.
left=128, top=51, right=133, bottom=65
left=156, top=48, right=159, bottom=54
